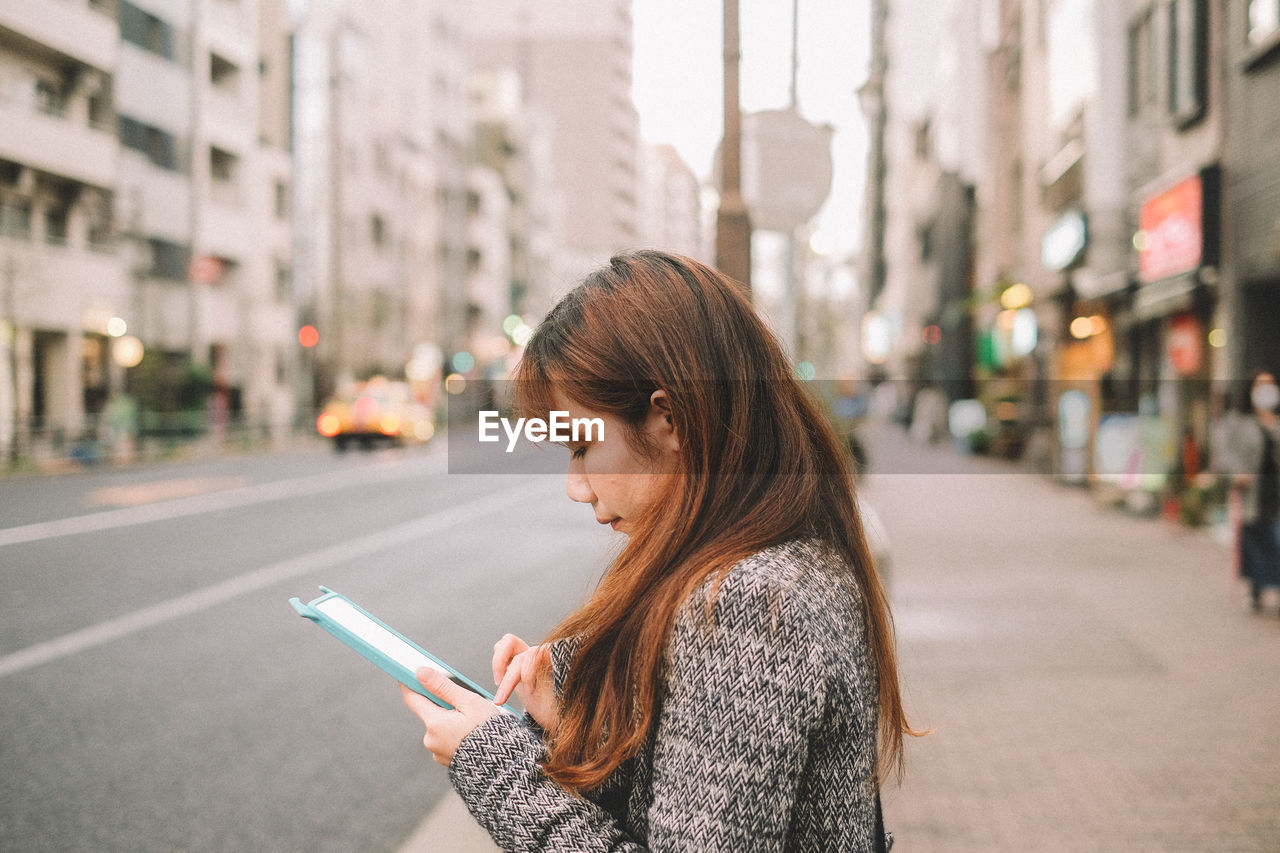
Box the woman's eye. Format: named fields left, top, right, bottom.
left=571, top=445, right=587, bottom=460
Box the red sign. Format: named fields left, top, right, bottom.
left=188, top=255, right=224, bottom=285
left=1167, top=312, right=1202, bottom=377
left=1138, top=175, right=1203, bottom=283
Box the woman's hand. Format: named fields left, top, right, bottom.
left=400, top=669, right=504, bottom=766
left=492, top=634, right=559, bottom=736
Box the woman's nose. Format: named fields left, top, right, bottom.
left=566, top=465, right=594, bottom=504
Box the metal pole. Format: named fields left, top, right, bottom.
left=2, top=254, right=18, bottom=465
left=784, top=0, right=800, bottom=357
left=716, top=0, right=752, bottom=291
left=789, top=0, right=799, bottom=111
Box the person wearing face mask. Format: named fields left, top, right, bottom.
left=1216, top=370, right=1280, bottom=612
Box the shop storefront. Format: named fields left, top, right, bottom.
left=1101, top=166, right=1220, bottom=518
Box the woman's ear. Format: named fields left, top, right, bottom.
left=648, top=389, right=681, bottom=453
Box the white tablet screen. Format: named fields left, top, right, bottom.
left=315, top=597, right=445, bottom=676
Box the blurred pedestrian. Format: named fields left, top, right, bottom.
left=400, top=251, right=912, bottom=851
left=1216, top=370, right=1280, bottom=612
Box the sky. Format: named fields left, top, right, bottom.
left=630, top=0, right=871, bottom=257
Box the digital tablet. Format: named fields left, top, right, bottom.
left=289, top=586, right=517, bottom=715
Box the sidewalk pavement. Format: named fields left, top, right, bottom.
left=398, top=790, right=498, bottom=853
left=865, top=422, right=1280, bottom=851
left=401, top=423, right=1279, bottom=851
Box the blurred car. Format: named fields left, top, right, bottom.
left=316, top=377, right=435, bottom=451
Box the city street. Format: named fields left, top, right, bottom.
left=3, top=425, right=1279, bottom=851
left=0, top=439, right=612, bottom=852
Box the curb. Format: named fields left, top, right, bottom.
left=397, top=790, right=499, bottom=853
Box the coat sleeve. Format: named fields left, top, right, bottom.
left=448, top=713, right=646, bottom=852
left=446, top=569, right=827, bottom=852
left=644, top=569, right=827, bottom=850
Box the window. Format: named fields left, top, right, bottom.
left=370, top=214, right=386, bottom=248
left=1251, top=0, right=1280, bottom=46
left=210, top=53, right=239, bottom=91
left=119, top=1, right=176, bottom=61
left=1168, top=0, right=1206, bottom=126
left=147, top=238, right=190, bottom=280
left=914, top=119, right=932, bottom=160
left=87, top=89, right=112, bottom=130
left=44, top=204, right=69, bottom=246
left=0, top=196, right=32, bottom=239
left=1127, top=10, right=1156, bottom=116
left=273, top=261, right=291, bottom=302
left=119, top=116, right=181, bottom=171
left=35, top=78, right=67, bottom=117
left=209, top=147, right=237, bottom=182
left=274, top=180, right=288, bottom=219
left=918, top=223, right=935, bottom=263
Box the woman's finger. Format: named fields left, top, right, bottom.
left=401, top=682, right=445, bottom=724
left=520, top=644, right=545, bottom=689
left=416, top=666, right=481, bottom=713
left=491, top=634, right=528, bottom=684
left=493, top=650, right=527, bottom=706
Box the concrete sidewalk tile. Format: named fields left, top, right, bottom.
left=397, top=789, right=499, bottom=853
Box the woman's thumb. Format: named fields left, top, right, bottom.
left=416, top=667, right=468, bottom=709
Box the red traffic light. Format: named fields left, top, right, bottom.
left=298, top=325, right=319, bottom=348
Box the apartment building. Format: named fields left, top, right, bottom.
left=469, top=68, right=555, bottom=339
left=870, top=0, right=984, bottom=388
left=113, top=0, right=296, bottom=436
left=637, top=142, right=702, bottom=263
left=465, top=0, right=640, bottom=289
left=0, top=0, right=299, bottom=461
left=1223, top=0, right=1280, bottom=381
left=294, top=0, right=469, bottom=398
left=0, top=0, right=123, bottom=458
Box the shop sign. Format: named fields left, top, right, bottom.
left=1041, top=210, right=1087, bottom=271
left=188, top=255, right=224, bottom=285
left=1167, top=312, right=1202, bottom=376
left=1138, top=174, right=1203, bottom=283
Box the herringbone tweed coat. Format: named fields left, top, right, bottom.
left=448, top=535, right=883, bottom=851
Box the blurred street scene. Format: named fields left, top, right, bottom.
left=4, top=0, right=1280, bottom=850
left=2, top=423, right=1277, bottom=851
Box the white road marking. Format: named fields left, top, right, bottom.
left=0, top=480, right=543, bottom=680
left=0, top=451, right=447, bottom=548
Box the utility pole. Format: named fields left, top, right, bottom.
left=2, top=253, right=18, bottom=465
left=715, top=0, right=752, bottom=291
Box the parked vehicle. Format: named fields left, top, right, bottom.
left=315, top=377, right=434, bottom=451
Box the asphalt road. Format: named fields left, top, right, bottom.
left=0, top=439, right=613, bottom=852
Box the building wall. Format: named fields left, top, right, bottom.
left=1223, top=1, right=1280, bottom=380
left=295, top=0, right=468, bottom=396
left=466, top=0, right=639, bottom=287
left=0, top=0, right=124, bottom=454
left=638, top=143, right=702, bottom=262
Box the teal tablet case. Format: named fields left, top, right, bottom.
left=290, top=586, right=517, bottom=715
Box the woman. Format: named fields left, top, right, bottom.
left=1218, top=370, right=1280, bottom=611
left=401, top=251, right=916, bottom=851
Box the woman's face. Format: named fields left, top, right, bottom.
left=550, top=389, right=680, bottom=535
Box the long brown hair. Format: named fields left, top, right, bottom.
left=514, top=250, right=916, bottom=791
